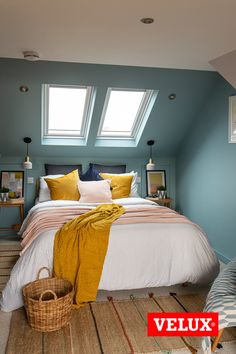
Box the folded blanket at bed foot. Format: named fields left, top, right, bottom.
left=53, top=203, right=125, bottom=308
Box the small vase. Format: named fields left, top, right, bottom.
left=162, top=191, right=167, bottom=199
left=157, top=190, right=167, bottom=199
left=0, top=192, right=8, bottom=202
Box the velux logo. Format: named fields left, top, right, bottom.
left=148, top=312, right=218, bottom=336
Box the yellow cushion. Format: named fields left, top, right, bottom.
left=45, top=170, right=80, bottom=200
left=100, top=173, right=132, bottom=199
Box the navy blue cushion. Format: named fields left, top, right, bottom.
left=80, top=165, right=103, bottom=181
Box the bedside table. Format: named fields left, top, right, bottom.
left=0, top=237, right=21, bottom=294
left=146, top=197, right=173, bottom=208
left=0, top=200, right=24, bottom=231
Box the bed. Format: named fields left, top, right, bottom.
left=0, top=164, right=219, bottom=312
left=0, top=196, right=219, bottom=312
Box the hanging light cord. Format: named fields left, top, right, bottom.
left=150, top=145, right=152, bottom=159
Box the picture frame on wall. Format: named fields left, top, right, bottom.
left=0, top=171, right=24, bottom=197
left=146, top=170, right=166, bottom=196
left=229, top=96, right=236, bottom=143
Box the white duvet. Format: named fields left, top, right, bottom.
left=0, top=198, right=219, bottom=312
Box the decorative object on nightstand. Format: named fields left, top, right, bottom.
left=156, top=185, right=167, bottom=199
left=23, top=137, right=33, bottom=169
left=0, top=171, right=24, bottom=198
left=146, top=196, right=173, bottom=209
left=0, top=187, right=9, bottom=202
left=0, top=237, right=21, bottom=294
left=146, top=169, right=166, bottom=196
left=146, top=140, right=155, bottom=170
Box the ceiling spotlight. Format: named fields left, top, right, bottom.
left=141, top=18, right=154, bottom=24
left=19, top=85, right=29, bottom=93
left=23, top=51, right=40, bottom=61
left=168, top=93, right=176, bottom=100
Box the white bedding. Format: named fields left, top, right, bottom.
left=0, top=197, right=219, bottom=312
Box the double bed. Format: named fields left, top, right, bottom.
left=0, top=196, right=219, bottom=312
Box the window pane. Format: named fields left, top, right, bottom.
left=101, top=90, right=145, bottom=136
left=48, top=87, right=87, bottom=133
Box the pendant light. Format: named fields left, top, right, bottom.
left=23, top=137, right=32, bottom=169
left=146, top=140, right=155, bottom=170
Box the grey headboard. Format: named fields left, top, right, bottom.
left=90, top=163, right=126, bottom=174
left=45, top=164, right=82, bottom=175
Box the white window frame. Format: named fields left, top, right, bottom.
left=97, top=88, right=156, bottom=140
left=229, top=95, right=236, bottom=143
left=42, top=84, right=95, bottom=144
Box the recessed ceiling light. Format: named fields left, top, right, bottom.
left=23, top=51, right=40, bottom=61
left=19, top=85, right=29, bottom=92
left=168, top=93, right=176, bottom=100
left=140, top=18, right=154, bottom=24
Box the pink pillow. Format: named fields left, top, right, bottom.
left=78, top=179, right=113, bottom=203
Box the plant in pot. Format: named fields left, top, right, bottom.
left=157, top=185, right=167, bottom=199
left=0, top=187, right=10, bottom=202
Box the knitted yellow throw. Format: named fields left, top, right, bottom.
left=53, top=204, right=125, bottom=308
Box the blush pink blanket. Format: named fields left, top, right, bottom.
left=19, top=204, right=194, bottom=254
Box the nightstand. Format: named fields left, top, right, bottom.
left=146, top=197, right=173, bottom=208
left=0, top=237, right=21, bottom=294
left=0, top=199, right=24, bottom=231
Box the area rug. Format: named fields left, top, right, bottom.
left=6, top=293, right=236, bottom=354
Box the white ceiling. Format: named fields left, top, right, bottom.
left=0, top=0, right=236, bottom=71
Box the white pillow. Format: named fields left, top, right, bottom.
left=101, top=171, right=139, bottom=197
left=38, top=174, right=64, bottom=202
left=78, top=180, right=113, bottom=203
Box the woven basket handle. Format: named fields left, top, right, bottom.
left=37, top=267, right=51, bottom=280
left=39, top=290, right=57, bottom=302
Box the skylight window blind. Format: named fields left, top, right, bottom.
left=42, top=84, right=95, bottom=141
left=97, top=88, right=156, bottom=139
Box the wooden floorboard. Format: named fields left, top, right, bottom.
left=133, top=297, right=186, bottom=351
left=70, top=306, right=102, bottom=354
left=91, top=301, right=131, bottom=354
left=6, top=308, right=42, bottom=354
left=115, top=299, right=161, bottom=353
left=43, top=324, right=73, bottom=354
left=155, top=295, right=200, bottom=350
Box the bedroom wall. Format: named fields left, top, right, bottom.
left=0, top=156, right=175, bottom=235
left=176, top=78, right=236, bottom=262
left=0, top=58, right=218, bottom=158
left=0, top=58, right=218, bottom=235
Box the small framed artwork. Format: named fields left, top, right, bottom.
left=146, top=170, right=166, bottom=196
left=229, top=96, right=236, bottom=143
left=0, top=171, right=24, bottom=197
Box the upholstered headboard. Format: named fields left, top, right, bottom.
left=44, top=164, right=82, bottom=175
left=89, top=163, right=126, bottom=174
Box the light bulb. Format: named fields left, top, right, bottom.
left=23, top=156, right=32, bottom=169
left=146, top=158, right=155, bottom=170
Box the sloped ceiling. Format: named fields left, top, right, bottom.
left=210, top=50, right=236, bottom=89
left=0, top=1, right=236, bottom=70
left=0, top=59, right=220, bottom=158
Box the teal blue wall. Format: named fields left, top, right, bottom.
left=0, top=58, right=219, bottom=236
left=176, top=79, right=236, bottom=262
left=0, top=59, right=218, bottom=158
left=0, top=156, right=175, bottom=234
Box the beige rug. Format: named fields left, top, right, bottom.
left=5, top=293, right=236, bottom=354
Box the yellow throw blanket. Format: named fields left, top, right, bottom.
left=53, top=204, right=125, bottom=308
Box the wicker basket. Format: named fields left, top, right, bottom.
left=23, top=267, right=74, bottom=332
